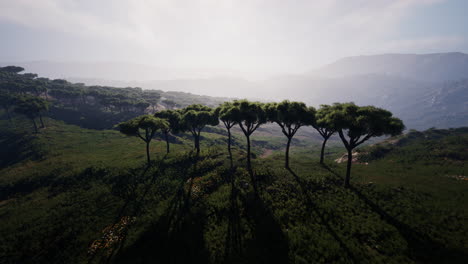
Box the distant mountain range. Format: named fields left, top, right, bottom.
left=2, top=52, right=467, bottom=130
left=311, top=52, right=468, bottom=82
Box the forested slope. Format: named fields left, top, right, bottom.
left=0, top=66, right=226, bottom=130
left=1, top=114, right=467, bottom=263
left=1, top=65, right=467, bottom=264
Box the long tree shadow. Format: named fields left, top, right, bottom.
left=109, top=152, right=225, bottom=264
left=322, top=164, right=468, bottom=263
left=224, top=168, right=243, bottom=263
left=114, top=181, right=210, bottom=264
left=349, top=185, right=468, bottom=263
left=220, top=166, right=289, bottom=264
left=87, top=158, right=168, bottom=264
left=320, top=163, right=345, bottom=185
left=239, top=186, right=289, bottom=263
left=88, top=153, right=206, bottom=263
left=287, top=167, right=359, bottom=263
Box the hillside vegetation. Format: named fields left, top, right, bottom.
left=17, top=53, right=468, bottom=130
left=1, top=65, right=467, bottom=264
left=1, top=114, right=467, bottom=263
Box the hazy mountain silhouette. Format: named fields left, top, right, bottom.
left=311, top=52, right=468, bottom=82
left=2, top=52, right=467, bottom=129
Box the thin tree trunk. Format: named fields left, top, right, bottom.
left=320, top=137, right=329, bottom=164
left=246, top=134, right=251, bottom=173
left=285, top=136, right=292, bottom=168
left=39, top=114, right=45, bottom=128
left=193, top=133, right=197, bottom=150
left=195, top=134, right=200, bottom=154
left=345, top=148, right=352, bottom=188
left=32, top=118, right=38, bottom=133
left=227, top=128, right=233, bottom=169
left=146, top=141, right=151, bottom=165
left=165, top=132, right=170, bottom=154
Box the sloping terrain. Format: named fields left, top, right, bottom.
left=312, top=52, right=468, bottom=82
left=1, top=117, right=467, bottom=263
left=357, top=127, right=468, bottom=163
left=23, top=52, right=467, bottom=130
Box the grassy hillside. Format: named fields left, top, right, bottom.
left=0, top=117, right=467, bottom=263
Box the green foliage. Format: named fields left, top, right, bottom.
left=216, top=101, right=241, bottom=129
left=358, top=127, right=468, bottom=163
left=329, top=103, right=405, bottom=144
left=265, top=100, right=315, bottom=129
left=162, top=99, right=178, bottom=109
left=0, top=67, right=227, bottom=130
left=215, top=101, right=243, bottom=167
left=118, top=115, right=169, bottom=163
left=265, top=100, right=316, bottom=167
left=154, top=109, right=182, bottom=133
left=313, top=104, right=338, bottom=163
left=14, top=96, right=49, bottom=119
left=0, top=65, right=24, bottom=73
left=0, top=92, right=17, bottom=112
left=179, top=104, right=219, bottom=153
left=314, top=104, right=336, bottom=137
left=118, top=115, right=168, bottom=140
left=232, top=99, right=267, bottom=135
left=326, top=103, right=405, bottom=186
left=177, top=105, right=218, bottom=131
left=1, top=65, right=466, bottom=264
left=0, top=118, right=467, bottom=264
left=143, top=90, right=161, bottom=111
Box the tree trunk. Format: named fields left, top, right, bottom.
left=246, top=134, right=251, bottom=172
left=320, top=137, right=329, bottom=164
left=227, top=128, right=233, bottom=169
left=345, top=148, right=352, bottom=188
left=195, top=134, right=200, bottom=154
left=165, top=132, right=170, bottom=154
left=146, top=141, right=151, bottom=165
left=32, top=118, right=38, bottom=133
left=285, top=136, right=292, bottom=168
left=39, top=114, right=45, bottom=128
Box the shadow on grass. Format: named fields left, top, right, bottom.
left=349, top=185, right=468, bottom=263
left=88, top=153, right=206, bottom=263
left=322, top=164, right=468, bottom=263
left=223, top=167, right=290, bottom=264
left=240, top=187, right=289, bottom=263
left=94, top=155, right=287, bottom=264
left=105, top=151, right=237, bottom=264
left=224, top=169, right=243, bottom=262
left=109, top=153, right=211, bottom=264
left=287, top=167, right=359, bottom=264
left=114, top=181, right=210, bottom=264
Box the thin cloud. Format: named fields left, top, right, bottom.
left=0, top=0, right=462, bottom=74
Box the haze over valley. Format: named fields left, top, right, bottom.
left=1, top=1, right=468, bottom=264
left=5, top=51, right=468, bottom=130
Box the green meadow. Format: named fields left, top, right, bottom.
left=1, top=116, right=467, bottom=264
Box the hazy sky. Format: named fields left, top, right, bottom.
left=1, top=0, right=467, bottom=75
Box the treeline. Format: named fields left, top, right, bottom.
left=0, top=66, right=222, bottom=129
left=0, top=65, right=404, bottom=187
left=118, top=101, right=404, bottom=188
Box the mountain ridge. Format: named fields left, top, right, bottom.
left=311, top=52, right=468, bottom=81
left=2, top=52, right=467, bottom=130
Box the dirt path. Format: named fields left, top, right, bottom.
left=260, top=149, right=274, bottom=158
